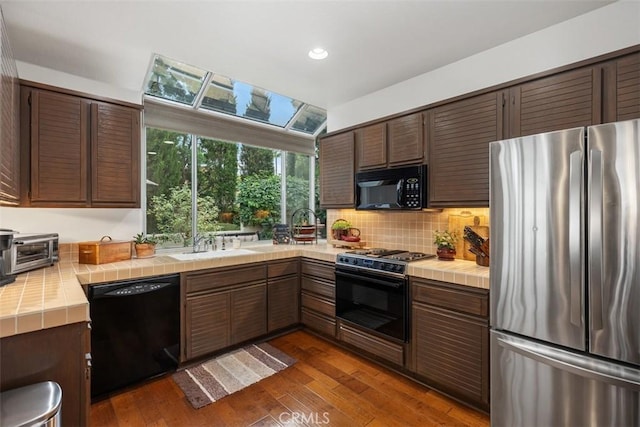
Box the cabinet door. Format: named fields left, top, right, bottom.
left=357, top=123, right=387, bottom=170
left=413, top=302, right=489, bottom=409
left=319, top=131, right=355, bottom=207
left=388, top=112, right=424, bottom=166
left=30, top=89, right=90, bottom=205
left=603, top=52, right=640, bottom=122
left=231, top=284, right=267, bottom=344
left=91, top=102, right=140, bottom=207
left=614, top=53, right=640, bottom=121
left=429, top=91, right=504, bottom=206
left=268, top=276, right=300, bottom=332
left=185, top=292, right=230, bottom=360
left=0, top=322, right=90, bottom=426
left=510, top=66, right=601, bottom=137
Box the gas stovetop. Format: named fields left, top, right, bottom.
left=336, top=248, right=435, bottom=276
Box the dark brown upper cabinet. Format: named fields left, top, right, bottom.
left=602, top=52, right=640, bottom=123
left=27, top=88, right=90, bottom=206
left=319, top=131, right=355, bottom=208
left=508, top=66, right=601, bottom=138
left=387, top=112, right=425, bottom=166
left=428, top=91, right=506, bottom=207
left=21, top=86, right=141, bottom=208
left=356, top=122, right=387, bottom=170
left=91, top=102, right=140, bottom=207
left=356, top=112, right=425, bottom=171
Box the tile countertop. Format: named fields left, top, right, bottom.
left=0, top=243, right=489, bottom=339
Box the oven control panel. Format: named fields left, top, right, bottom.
left=336, top=254, right=406, bottom=275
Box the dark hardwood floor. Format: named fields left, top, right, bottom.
left=91, top=330, right=490, bottom=426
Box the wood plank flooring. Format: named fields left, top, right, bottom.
left=91, top=330, right=489, bottom=426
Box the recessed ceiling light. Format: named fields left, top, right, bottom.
left=308, top=47, right=328, bottom=60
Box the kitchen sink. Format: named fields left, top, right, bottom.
left=166, top=249, right=257, bottom=261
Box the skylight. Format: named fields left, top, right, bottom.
left=143, top=54, right=326, bottom=136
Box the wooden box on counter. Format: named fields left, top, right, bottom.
left=78, top=236, right=132, bottom=264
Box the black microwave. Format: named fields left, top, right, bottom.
left=355, top=165, right=427, bottom=210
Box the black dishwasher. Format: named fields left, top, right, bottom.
left=88, top=274, right=180, bottom=400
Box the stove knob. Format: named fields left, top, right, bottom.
left=394, top=264, right=403, bottom=272
left=383, top=263, right=392, bottom=270
left=351, top=258, right=358, bottom=265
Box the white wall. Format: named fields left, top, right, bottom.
left=0, top=208, right=142, bottom=243
left=328, top=1, right=640, bottom=131
left=17, top=61, right=142, bottom=105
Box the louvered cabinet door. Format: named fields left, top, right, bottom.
left=510, top=66, right=601, bottom=137
left=319, top=131, right=355, bottom=208
left=30, top=89, right=89, bottom=205
left=268, top=276, right=300, bottom=332
left=230, top=283, right=267, bottom=344
left=428, top=91, right=504, bottom=206
left=387, top=112, right=424, bottom=166
left=91, top=102, right=140, bottom=207
left=615, top=53, right=640, bottom=121
left=357, top=122, right=387, bottom=170
left=413, top=302, right=489, bottom=409
left=185, top=292, right=230, bottom=360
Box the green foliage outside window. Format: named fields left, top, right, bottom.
left=237, top=174, right=281, bottom=229
left=149, top=183, right=220, bottom=246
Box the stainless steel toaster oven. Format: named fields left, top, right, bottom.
left=2, top=233, right=59, bottom=275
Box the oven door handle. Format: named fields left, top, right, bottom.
left=336, top=270, right=404, bottom=288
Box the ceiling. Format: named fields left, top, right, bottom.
left=1, top=0, right=613, bottom=109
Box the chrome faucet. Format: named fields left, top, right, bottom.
left=192, top=234, right=209, bottom=253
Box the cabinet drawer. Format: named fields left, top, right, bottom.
left=338, top=323, right=404, bottom=366
left=412, top=279, right=488, bottom=318
left=301, top=259, right=335, bottom=281
left=301, top=292, right=334, bottom=317
left=301, top=308, right=336, bottom=337
left=301, top=276, right=335, bottom=299
left=268, top=259, right=299, bottom=278
left=186, top=264, right=266, bottom=294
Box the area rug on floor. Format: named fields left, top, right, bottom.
left=172, top=342, right=296, bottom=409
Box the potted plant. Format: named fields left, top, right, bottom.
left=133, top=233, right=157, bottom=258
left=330, top=218, right=351, bottom=240
left=433, top=230, right=459, bottom=261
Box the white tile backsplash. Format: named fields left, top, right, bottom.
left=327, top=207, right=490, bottom=259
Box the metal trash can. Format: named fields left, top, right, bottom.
left=0, top=381, right=62, bottom=427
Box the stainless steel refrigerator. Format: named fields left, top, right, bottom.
left=489, top=119, right=640, bottom=426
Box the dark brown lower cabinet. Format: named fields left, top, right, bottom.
left=182, top=264, right=267, bottom=362
left=231, top=284, right=267, bottom=343
left=411, top=278, right=489, bottom=411
left=0, top=322, right=90, bottom=426
left=185, top=292, right=231, bottom=360
left=300, top=258, right=336, bottom=337
left=267, top=260, right=300, bottom=332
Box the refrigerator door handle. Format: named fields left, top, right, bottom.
left=568, top=151, right=583, bottom=326
left=589, top=149, right=604, bottom=331
left=495, top=333, right=640, bottom=391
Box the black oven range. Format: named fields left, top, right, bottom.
left=335, top=248, right=434, bottom=343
